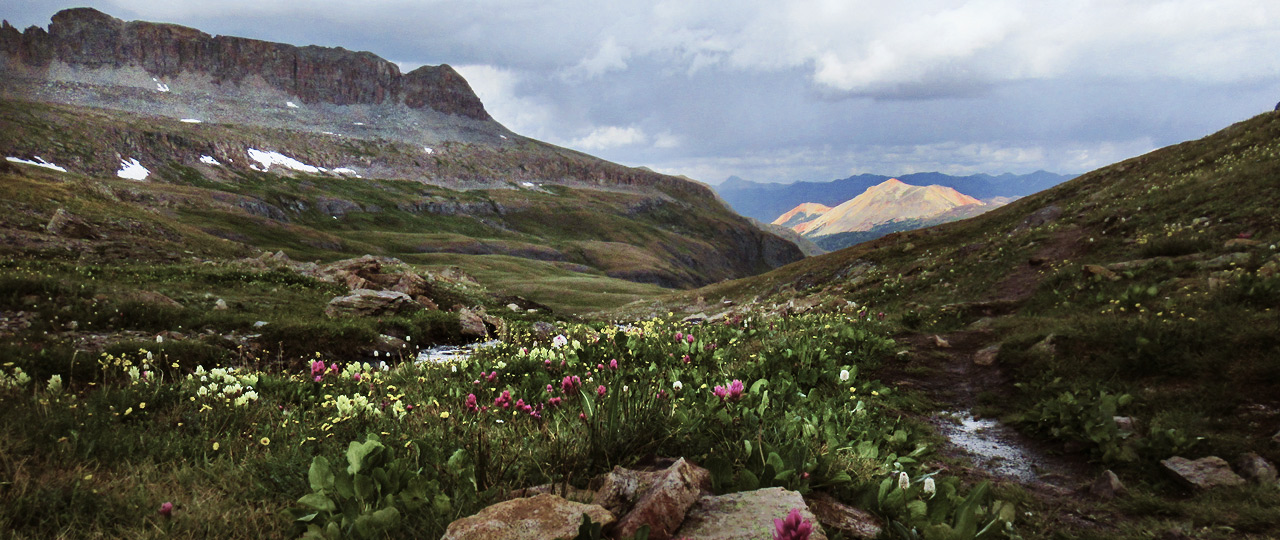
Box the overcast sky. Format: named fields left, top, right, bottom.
left=7, top=1, right=1280, bottom=184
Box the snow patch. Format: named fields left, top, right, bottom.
left=199, top=155, right=221, bottom=166
left=521, top=182, right=536, bottom=188
left=152, top=77, right=170, bottom=92
left=247, top=148, right=322, bottom=174
left=332, top=167, right=357, bottom=175
left=180, top=118, right=202, bottom=123
left=499, top=135, right=508, bottom=140
left=116, top=158, right=150, bottom=180
left=6, top=156, right=67, bottom=172
left=353, top=122, right=365, bottom=126
left=423, top=147, right=434, bottom=154
left=286, top=101, right=299, bottom=109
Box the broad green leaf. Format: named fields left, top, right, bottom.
left=309, top=457, right=334, bottom=492
left=738, top=469, right=760, bottom=491
left=354, top=475, right=375, bottom=501
left=297, top=493, right=336, bottom=513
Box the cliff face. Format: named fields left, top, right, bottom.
left=0, top=8, right=490, bottom=120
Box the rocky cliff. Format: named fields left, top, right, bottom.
left=0, top=8, right=489, bottom=120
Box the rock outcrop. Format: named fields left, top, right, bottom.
left=0, top=8, right=490, bottom=120
left=1161, top=456, right=1246, bottom=490
left=673, top=487, right=828, bottom=540
left=441, top=494, right=614, bottom=540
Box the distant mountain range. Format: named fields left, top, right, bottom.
left=715, top=170, right=1075, bottom=224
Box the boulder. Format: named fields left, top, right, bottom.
left=803, top=492, right=881, bottom=539
left=126, top=290, right=183, bottom=309
left=458, top=307, right=488, bottom=338
left=391, top=271, right=431, bottom=298
left=441, top=493, right=614, bottom=540
left=1083, top=264, right=1120, bottom=281
left=1235, top=453, right=1278, bottom=485
left=974, top=344, right=1000, bottom=366
left=531, top=321, right=558, bottom=340
left=673, top=487, right=827, bottom=540
left=1090, top=470, right=1128, bottom=499
left=213, top=298, right=228, bottom=310
left=933, top=335, right=951, bottom=348
left=604, top=458, right=712, bottom=540
left=1160, top=456, right=1245, bottom=490
left=507, top=484, right=596, bottom=504
left=324, top=289, right=414, bottom=318
left=1224, top=238, right=1260, bottom=250
left=46, top=208, right=99, bottom=239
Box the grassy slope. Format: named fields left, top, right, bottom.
left=618, top=110, right=1280, bottom=536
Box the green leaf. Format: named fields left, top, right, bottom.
left=432, top=493, right=452, bottom=515
left=750, top=378, right=769, bottom=394
left=354, top=475, right=375, bottom=501
left=309, top=457, right=335, bottom=492
left=297, top=493, right=336, bottom=513
left=907, top=499, right=928, bottom=521
left=738, top=469, right=760, bottom=491
left=347, top=438, right=383, bottom=476
left=334, top=470, right=355, bottom=499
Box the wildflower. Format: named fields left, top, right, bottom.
left=159, top=502, right=173, bottom=518
left=552, top=335, right=568, bottom=348
left=47, top=374, right=63, bottom=394
left=548, top=397, right=562, bottom=408
left=212, top=442, right=219, bottom=451
left=465, top=394, right=479, bottom=412
left=682, top=354, right=690, bottom=364
left=609, top=359, right=618, bottom=370
left=486, top=371, right=498, bottom=383
left=686, top=334, right=694, bottom=343
left=494, top=390, right=512, bottom=409
left=260, top=437, right=271, bottom=446
left=440, top=411, right=450, bottom=419
left=897, top=471, right=910, bottom=490
left=675, top=332, right=684, bottom=341
left=772, top=508, right=813, bottom=540
left=672, top=380, right=683, bottom=391
left=922, top=477, right=936, bottom=497
left=546, top=384, right=554, bottom=393
left=597, top=385, right=608, bottom=398
left=713, top=380, right=745, bottom=402
left=839, top=369, right=850, bottom=382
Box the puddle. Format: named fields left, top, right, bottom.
left=933, top=410, right=1046, bottom=483
left=415, top=340, right=502, bottom=364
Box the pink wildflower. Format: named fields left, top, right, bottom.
left=714, top=379, right=745, bottom=402
left=609, top=359, right=618, bottom=370
left=686, top=334, right=694, bottom=343
left=597, top=363, right=604, bottom=370
left=159, top=501, right=173, bottom=518
left=682, top=354, right=691, bottom=364
left=352, top=373, right=361, bottom=381
left=494, top=390, right=512, bottom=409
left=546, top=384, right=554, bottom=393
left=465, top=394, right=478, bottom=412
left=772, top=508, right=813, bottom=540
left=548, top=397, right=562, bottom=408
left=675, top=332, right=684, bottom=341
left=597, top=385, right=608, bottom=398
left=485, top=371, right=498, bottom=383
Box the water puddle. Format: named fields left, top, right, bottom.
left=933, top=410, right=1045, bottom=483
left=415, top=340, right=502, bottom=364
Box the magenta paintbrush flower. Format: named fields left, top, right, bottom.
left=772, top=508, right=812, bottom=540
left=159, top=501, right=173, bottom=518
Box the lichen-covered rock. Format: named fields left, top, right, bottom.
left=673, top=487, right=827, bottom=540
left=1235, top=453, right=1278, bottom=485
left=457, top=306, right=488, bottom=338
left=323, top=289, right=414, bottom=318
left=441, top=494, right=613, bottom=540
left=46, top=208, right=98, bottom=239
left=1090, top=470, right=1128, bottom=499
left=1161, top=456, right=1245, bottom=490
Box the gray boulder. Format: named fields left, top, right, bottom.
left=1160, top=456, right=1245, bottom=490
left=1235, top=453, right=1278, bottom=485
left=324, top=289, right=414, bottom=318
left=673, top=487, right=827, bottom=540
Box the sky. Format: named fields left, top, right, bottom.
left=6, top=1, right=1280, bottom=184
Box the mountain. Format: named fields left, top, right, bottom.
left=770, top=202, right=832, bottom=232
left=0, top=9, right=803, bottom=304
left=716, top=170, right=1074, bottom=223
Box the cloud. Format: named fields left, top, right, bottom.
left=568, top=125, right=649, bottom=151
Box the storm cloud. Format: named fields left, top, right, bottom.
left=7, top=0, right=1280, bottom=183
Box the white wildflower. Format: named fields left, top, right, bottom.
left=923, top=477, right=936, bottom=497
left=47, top=374, right=63, bottom=394
left=839, top=369, right=850, bottom=382
left=552, top=335, right=568, bottom=348
left=898, top=471, right=910, bottom=490
left=672, top=381, right=683, bottom=391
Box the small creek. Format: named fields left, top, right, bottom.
left=933, top=409, right=1055, bottom=484
left=415, top=340, right=502, bottom=364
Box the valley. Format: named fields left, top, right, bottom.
left=1, top=6, right=1278, bottom=540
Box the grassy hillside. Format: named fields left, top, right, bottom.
left=615, top=110, right=1280, bottom=537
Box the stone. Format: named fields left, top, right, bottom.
left=390, top=271, right=431, bottom=298
left=1030, top=334, right=1057, bottom=358
left=415, top=295, right=439, bottom=311
left=507, top=484, right=596, bottom=504
left=531, top=321, right=558, bottom=340
left=1198, top=252, right=1251, bottom=270
left=673, top=487, right=827, bottom=540
left=1018, top=205, right=1062, bottom=230
left=1224, top=238, right=1261, bottom=250
left=126, top=290, right=183, bottom=309
left=1028, top=255, right=1051, bottom=266
left=1160, top=456, right=1245, bottom=490
left=804, top=492, right=882, bottom=539
left=1113, top=416, right=1136, bottom=434
left=213, top=298, right=228, bottom=310
left=507, top=303, right=523, bottom=312
left=974, top=344, right=1000, bottom=366
left=323, top=289, right=414, bottom=318
left=1090, top=470, right=1128, bottom=499
left=46, top=208, right=98, bottom=239
left=933, top=335, right=950, bottom=348
left=606, top=458, right=712, bottom=540
left=1083, top=264, right=1120, bottom=281
left=441, top=493, right=614, bottom=540
left=1235, top=453, right=1278, bottom=484
left=458, top=307, right=488, bottom=338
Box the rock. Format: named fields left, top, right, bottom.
left=1028, top=255, right=1051, bottom=266
left=1018, top=205, right=1062, bottom=230
left=414, top=296, right=439, bottom=310
left=673, top=487, right=827, bottom=540
left=606, top=458, right=711, bottom=540
left=323, top=289, right=415, bottom=318
left=974, top=344, right=1000, bottom=366
left=682, top=313, right=708, bottom=323
left=46, top=208, right=98, bottom=239
left=507, top=484, right=596, bottom=504
left=126, top=290, right=183, bottom=309
left=458, top=307, right=488, bottom=338
left=933, top=335, right=950, bottom=348
left=441, top=493, right=614, bottom=540
left=253, top=321, right=269, bottom=328
left=531, top=321, right=558, bottom=340
left=1198, top=252, right=1251, bottom=270
left=1224, top=238, right=1261, bottom=250
left=1113, top=416, right=1136, bottom=434
left=804, top=492, right=882, bottom=539
left=1030, top=334, right=1057, bottom=358
left=507, top=303, right=523, bottom=312
left=213, top=298, right=228, bottom=310
left=390, top=272, right=431, bottom=298
left=1090, top=470, right=1128, bottom=499
left=1083, top=264, right=1120, bottom=281
left=1235, top=453, right=1278, bottom=484
left=1160, top=456, right=1245, bottom=490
